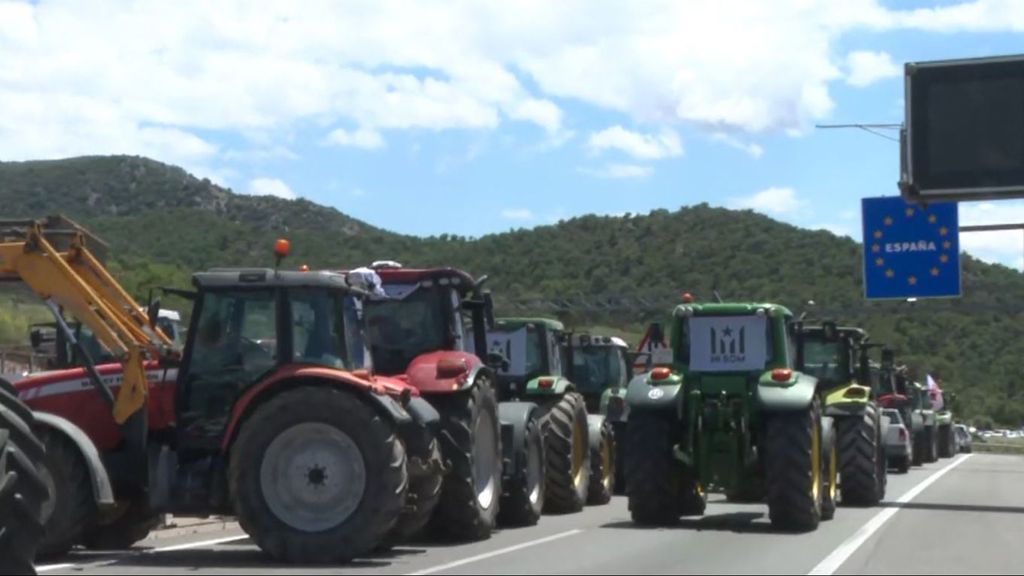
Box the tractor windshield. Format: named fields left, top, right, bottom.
left=363, top=284, right=448, bottom=375
left=289, top=288, right=367, bottom=371
left=802, top=339, right=848, bottom=384
left=571, top=346, right=625, bottom=393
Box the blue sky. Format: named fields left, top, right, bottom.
left=2, top=0, right=1024, bottom=269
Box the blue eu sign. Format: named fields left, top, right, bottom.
left=862, top=196, right=961, bottom=300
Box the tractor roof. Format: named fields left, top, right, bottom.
left=365, top=266, right=477, bottom=287
left=572, top=334, right=629, bottom=349
left=194, top=268, right=358, bottom=291
left=803, top=325, right=869, bottom=340
left=674, top=302, right=793, bottom=317
left=494, top=317, right=565, bottom=332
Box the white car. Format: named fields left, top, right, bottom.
left=882, top=408, right=913, bottom=473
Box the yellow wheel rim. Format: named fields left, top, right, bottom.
left=828, top=437, right=837, bottom=502
left=811, top=417, right=821, bottom=502
left=602, top=438, right=613, bottom=490
left=572, top=418, right=587, bottom=489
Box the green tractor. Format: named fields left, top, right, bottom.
left=487, top=318, right=613, bottom=512
left=799, top=323, right=887, bottom=506
left=909, top=380, right=939, bottom=464
left=934, top=388, right=958, bottom=459
left=625, top=301, right=838, bottom=532
left=568, top=333, right=631, bottom=495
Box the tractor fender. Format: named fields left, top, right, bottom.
left=221, top=365, right=413, bottom=452
left=921, top=410, right=937, bottom=427
left=821, top=415, right=836, bottom=461
left=406, top=351, right=489, bottom=394
left=755, top=372, right=818, bottom=412
left=34, top=411, right=116, bottom=509
left=935, top=411, right=953, bottom=426
left=624, top=372, right=682, bottom=417
left=497, top=401, right=542, bottom=483
left=525, top=375, right=574, bottom=396
left=586, top=414, right=607, bottom=453
left=822, top=384, right=871, bottom=417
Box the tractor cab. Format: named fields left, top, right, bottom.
left=348, top=263, right=494, bottom=378
left=487, top=317, right=569, bottom=400
left=568, top=334, right=629, bottom=413
left=798, top=324, right=868, bottom=389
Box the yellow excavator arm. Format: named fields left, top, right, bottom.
left=0, top=216, right=174, bottom=424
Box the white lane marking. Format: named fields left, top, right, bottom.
left=808, top=453, right=973, bottom=575
left=406, top=529, right=585, bottom=575
left=33, top=533, right=250, bottom=572
left=36, top=564, right=74, bottom=573
left=152, top=534, right=250, bottom=552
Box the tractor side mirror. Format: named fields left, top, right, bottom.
left=881, top=347, right=895, bottom=366
left=30, top=328, right=44, bottom=350
left=486, top=351, right=510, bottom=372
left=147, top=297, right=162, bottom=329
left=822, top=320, right=838, bottom=342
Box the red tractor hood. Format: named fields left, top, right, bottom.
left=402, top=351, right=481, bottom=394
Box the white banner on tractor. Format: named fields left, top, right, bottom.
left=688, top=315, right=768, bottom=372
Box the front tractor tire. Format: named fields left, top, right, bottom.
left=625, top=412, right=704, bottom=526
left=497, top=412, right=545, bottom=527
left=837, top=404, right=886, bottom=506
left=379, top=432, right=443, bottom=549
left=0, top=389, right=50, bottom=576
left=541, top=392, right=591, bottom=514
left=35, top=429, right=96, bottom=558
left=765, top=397, right=827, bottom=532
left=587, top=419, right=614, bottom=506
left=230, top=386, right=407, bottom=564
left=428, top=379, right=502, bottom=541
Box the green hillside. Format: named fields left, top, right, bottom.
left=1, top=155, right=1022, bottom=426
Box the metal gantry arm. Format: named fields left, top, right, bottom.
left=0, top=218, right=170, bottom=424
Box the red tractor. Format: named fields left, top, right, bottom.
left=5, top=218, right=442, bottom=564
left=344, top=262, right=546, bottom=538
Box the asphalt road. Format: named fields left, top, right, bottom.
left=35, top=453, right=1023, bottom=575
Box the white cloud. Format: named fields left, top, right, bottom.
left=845, top=50, right=901, bottom=87
left=958, top=201, right=1024, bottom=270
left=246, top=177, right=296, bottom=200
left=501, top=208, right=535, bottom=220
left=3, top=0, right=1023, bottom=175
left=324, top=127, right=385, bottom=150
left=579, top=163, right=654, bottom=179
left=727, top=186, right=804, bottom=215
left=587, top=126, right=683, bottom=160
left=710, top=132, right=763, bottom=158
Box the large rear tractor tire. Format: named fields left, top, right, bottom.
left=765, top=397, right=825, bottom=532
left=938, top=425, right=954, bottom=459
left=428, top=380, right=502, bottom=541
left=0, top=388, right=50, bottom=575
left=35, top=429, right=96, bottom=558
left=378, top=434, right=443, bottom=549
left=625, top=412, right=704, bottom=525
left=541, top=392, right=590, bottom=514
left=611, top=422, right=627, bottom=495
left=497, top=412, right=545, bottom=527
left=837, top=405, right=885, bottom=506
left=587, top=420, right=614, bottom=506
left=912, top=431, right=925, bottom=466
left=230, top=386, right=407, bottom=564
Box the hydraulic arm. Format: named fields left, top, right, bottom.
left=0, top=216, right=174, bottom=424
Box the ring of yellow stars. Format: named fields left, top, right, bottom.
left=931, top=267, right=940, bottom=277
left=872, top=244, right=881, bottom=253
left=929, top=214, right=937, bottom=224
left=905, top=207, right=915, bottom=217
left=940, top=254, right=949, bottom=264
left=886, top=269, right=895, bottom=278
left=908, top=276, right=918, bottom=285
left=943, top=240, right=951, bottom=249
left=939, top=226, right=948, bottom=236
left=884, top=216, right=893, bottom=226
left=875, top=257, right=884, bottom=267
left=874, top=230, right=883, bottom=239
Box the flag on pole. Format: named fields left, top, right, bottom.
left=926, top=374, right=944, bottom=411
